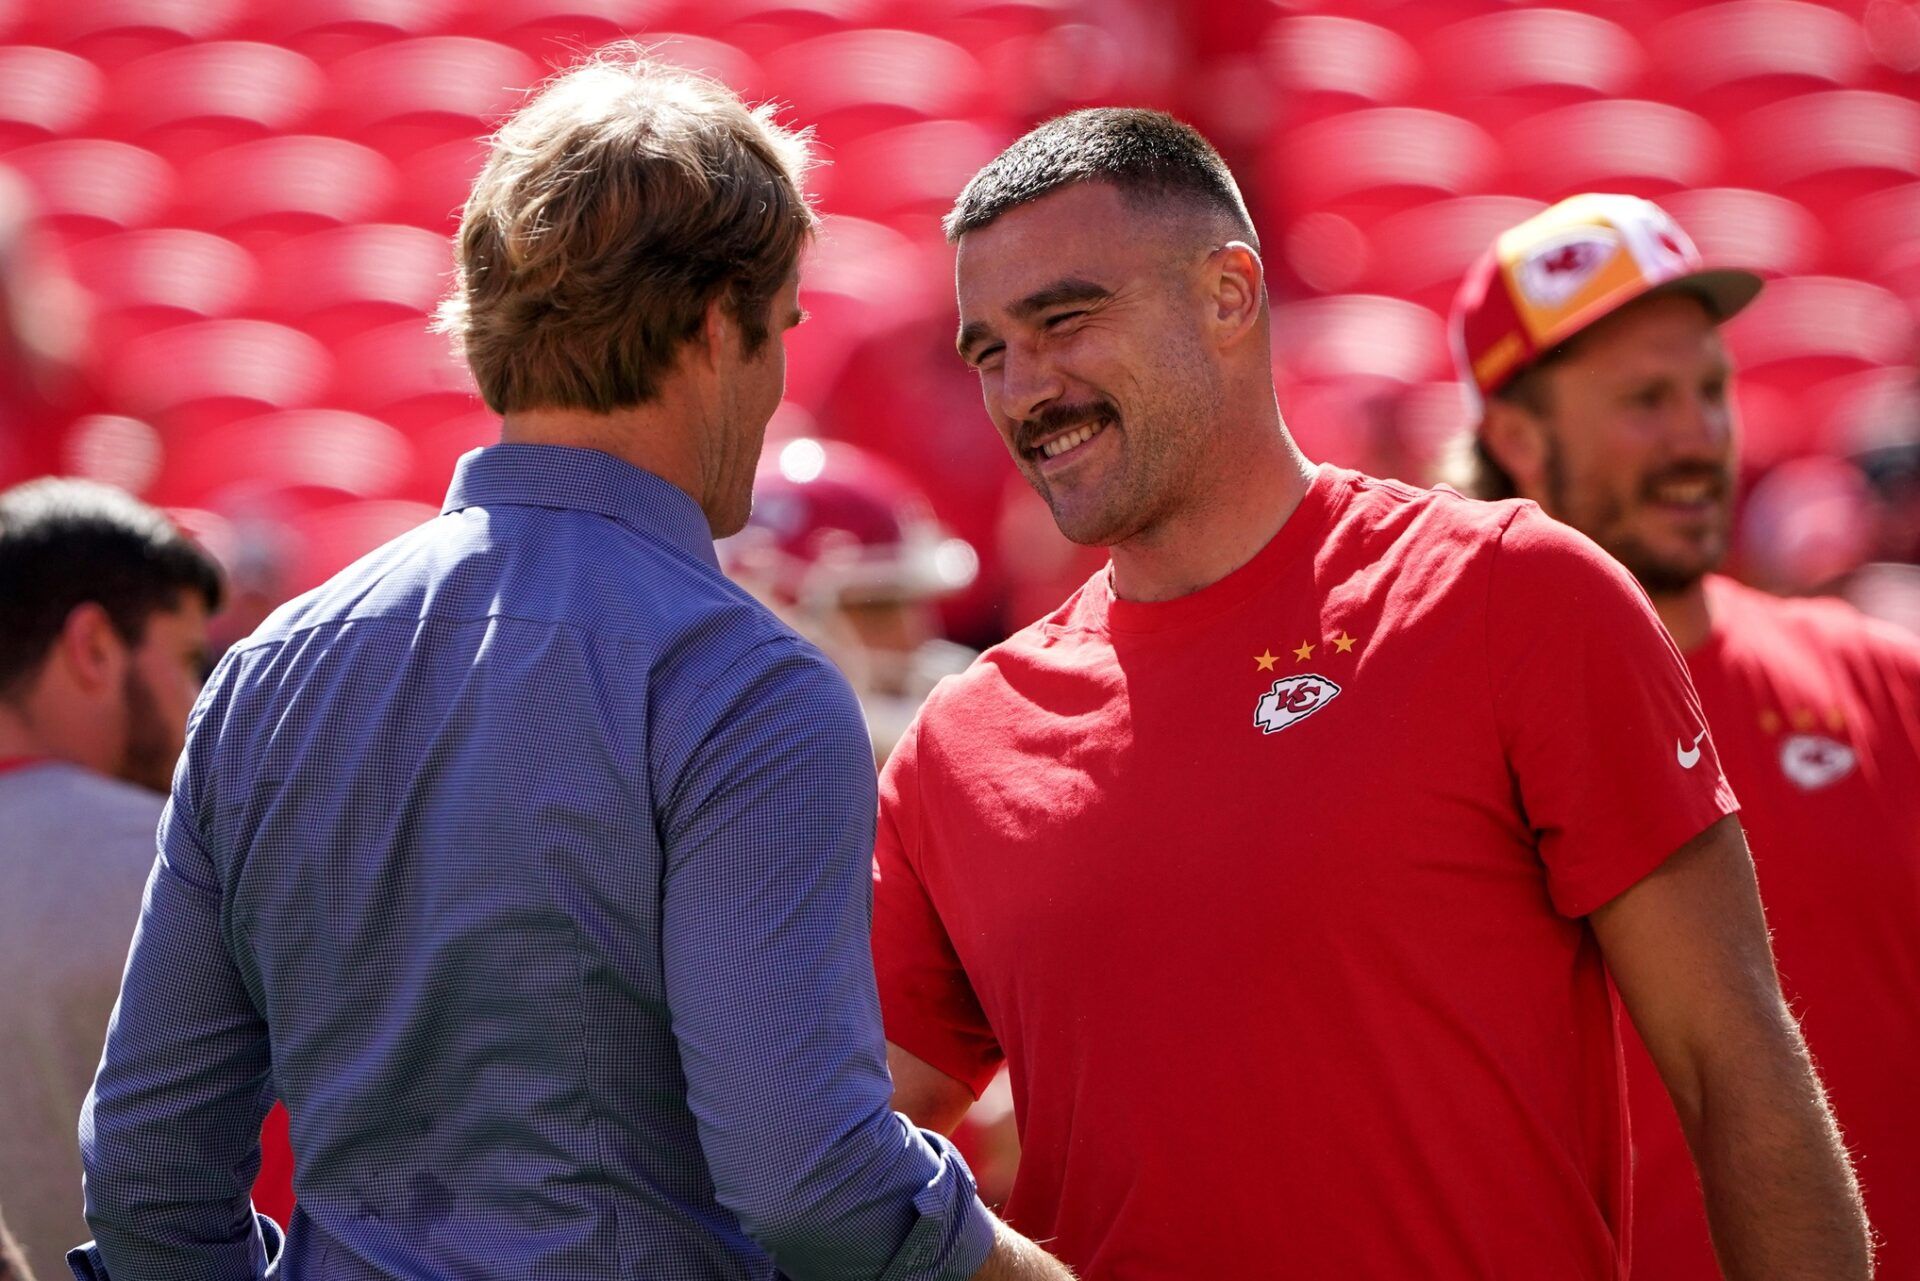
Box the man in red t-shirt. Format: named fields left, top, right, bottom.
left=872, top=112, right=1872, bottom=1279
left=1452, top=194, right=1920, bottom=1281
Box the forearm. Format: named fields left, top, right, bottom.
left=1683, top=1017, right=1871, bottom=1280
left=968, top=1218, right=1074, bottom=1281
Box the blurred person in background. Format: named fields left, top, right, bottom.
left=720, top=436, right=979, bottom=764
left=0, top=479, right=220, bottom=1279
left=876, top=109, right=1868, bottom=1280
left=1452, top=192, right=1920, bottom=1281
left=70, top=47, right=1068, bottom=1281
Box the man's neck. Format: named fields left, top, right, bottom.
left=501, top=397, right=709, bottom=524
left=1108, top=415, right=1314, bottom=604
left=1649, top=578, right=1715, bottom=653
left=0, top=698, right=101, bottom=774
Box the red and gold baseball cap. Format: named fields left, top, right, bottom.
left=1449, top=193, right=1765, bottom=412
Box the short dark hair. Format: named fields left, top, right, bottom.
left=944, top=107, right=1256, bottom=246
left=0, top=479, right=223, bottom=700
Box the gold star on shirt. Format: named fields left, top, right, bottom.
left=1254, top=650, right=1278, bottom=671
left=1760, top=708, right=1782, bottom=734
left=1792, top=707, right=1815, bottom=730
left=1292, top=641, right=1314, bottom=662
left=1332, top=631, right=1358, bottom=654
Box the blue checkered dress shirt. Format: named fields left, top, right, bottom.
left=75, top=444, right=994, bottom=1281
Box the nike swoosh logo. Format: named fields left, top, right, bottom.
left=1677, top=729, right=1708, bottom=769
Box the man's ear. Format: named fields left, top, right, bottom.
left=57, top=602, right=128, bottom=695
left=698, top=294, right=734, bottom=374
left=1207, top=241, right=1264, bottom=350
left=1481, top=396, right=1552, bottom=502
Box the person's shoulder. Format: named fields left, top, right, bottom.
left=1321, top=467, right=1531, bottom=547
left=1709, top=575, right=1920, bottom=678
left=0, top=762, right=163, bottom=838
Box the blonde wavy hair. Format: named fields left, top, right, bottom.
left=435, top=45, right=816, bottom=415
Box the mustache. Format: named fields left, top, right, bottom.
left=1639, top=462, right=1732, bottom=501
left=1016, top=400, right=1118, bottom=454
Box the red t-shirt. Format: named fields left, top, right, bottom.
left=873, top=466, right=1737, bottom=1280
left=1625, top=575, right=1920, bottom=1281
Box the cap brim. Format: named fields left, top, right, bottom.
left=1645, top=267, right=1766, bottom=326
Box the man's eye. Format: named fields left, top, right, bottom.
left=973, top=344, right=1004, bottom=369
left=1044, top=311, right=1085, bottom=329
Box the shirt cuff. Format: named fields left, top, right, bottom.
left=880, top=1128, right=998, bottom=1281
left=67, top=1212, right=286, bottom=1281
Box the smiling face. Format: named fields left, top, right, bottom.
left=955, top=182, right=1228, bottom=548
left=1512, top=292, right=1738, bottom=593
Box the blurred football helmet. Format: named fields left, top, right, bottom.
left=721, top=437, right=980, bottom=761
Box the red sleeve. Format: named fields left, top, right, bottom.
left=871, top=713, right=1003, bottom=1097
left=1487, top=504, right=1740, bottom=917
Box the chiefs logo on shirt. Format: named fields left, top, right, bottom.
left=1779, top=733, right=1857, bottom=791
left=1254, top=674, right=1341, bottom=735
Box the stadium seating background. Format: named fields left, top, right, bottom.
left=1, top=0, right=1915, bottom=646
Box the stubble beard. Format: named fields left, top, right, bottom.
left=119, top=666, right=177, bottom=796
left=1544, top=435, right=1730, bottom=596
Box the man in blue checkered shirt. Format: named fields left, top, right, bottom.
left=72, top=47, right=1070, bottom=1281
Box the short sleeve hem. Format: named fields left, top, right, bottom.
left=1549, top=800, right=1740, bottom=918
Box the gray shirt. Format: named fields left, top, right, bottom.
left=0, top=762, right=162, bottom=1278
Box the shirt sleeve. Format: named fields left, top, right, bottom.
left=78, top=694, right=280, bottom=1281
left=658, top=638, right=994, bottom=1281
left=871, top=713, right=1003, bottom=1099
left=1486, top=504, right=1740, bottom=917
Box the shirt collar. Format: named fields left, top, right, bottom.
left=442, top=443, right=719, bottom=570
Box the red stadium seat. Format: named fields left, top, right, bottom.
left=1271, top=295, right=1452, bottom=386
left=826, top=119, right=1014, bottom=226
left=322, top=37, right=535, bottom=156
left=1261, top=16, right=1420, bottom=114
left=1428, top=9, right=1644, bottom=111
left=1738, top=90, right=1920, bottom=204
left=108, top=42, right=323, bottom=160
left=1839, top=182, right=1920, bottom=279
left=255, top=0, right=462, bottom=58
left=384, top=137, right=487, bottom=230
left=909, top=0, right=1062, bottom=50
left=1358, top=195, right=1548, bottom=310
left=697, top=0, right=880, bottom=56
left=1723, top=275, right=1916, bottom=384
left=409, top=406, right=499, bottom=497
left=107, top=319, right=332, bottom=430
left=66, top=229, right=257, bottom=344
left=0, top=47, right=103, bottom=147
left=1501, top=99, right=1722, bottom=199
left=1273, top=108, right=1499, bottom=215
left=764, top=30, right=982, bottom=140
left=179, top=137, right=397, bottom=235
left=1661, top=187, right=1826, bottom=278
left=1807, top=365, right=1920, bottom=457
left=633, top=33, right=761, bottom=90
left=282, top=498, right=439, bottom=593
left=466, top=0, right=683, bottom=63
left=786, top=216, right=946, bottom=409
left=331, top=319, right=481, bottom=427
left=159, top=409, right=415, bottom=505
left=46, top=0, right=245, bottom=60
left=255, top=224, right=451, bottom=341
left=5, top=139, right=173, bottom=235
left=1652, top=1, right=1868, bottom=112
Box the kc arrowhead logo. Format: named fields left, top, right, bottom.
left=1254, top=673, right=1342, bottom=735
left=1779, top=734, right=1857, bottom=791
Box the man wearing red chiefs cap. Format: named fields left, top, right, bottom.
left=1452, top=192, right=1920, bottom=1281
left=876, top=110, right=1871, bottom=1280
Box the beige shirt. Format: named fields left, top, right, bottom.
left=0, top=762, right=162, bottom=1278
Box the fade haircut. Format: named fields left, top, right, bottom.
left=435, top=44, right=817, bottom=415
left=944, top=108, right=1257, bottom=247
left=0, top=479, right=223, bottom=701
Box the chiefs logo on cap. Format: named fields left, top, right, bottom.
left=1515, top=233, right=1619, bottom=308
